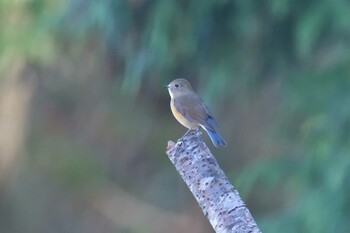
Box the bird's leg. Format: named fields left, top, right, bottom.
left=178, top=128, right=192, bottom=142
left=193, top=127, right=202, bottom=138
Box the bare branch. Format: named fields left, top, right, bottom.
left=166, top=131, right=261, bottom=233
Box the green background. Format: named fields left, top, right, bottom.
left=1, top=0, right=350, bottom=232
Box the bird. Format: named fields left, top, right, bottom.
left=165, top=78, right=227, bottom=147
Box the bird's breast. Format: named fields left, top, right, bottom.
left=170, top=100, right=199, bottom=130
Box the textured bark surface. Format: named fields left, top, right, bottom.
left=166, top=131, right=261, bottom=233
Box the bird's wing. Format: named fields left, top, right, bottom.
left=174, top=93, right=218, bottom=131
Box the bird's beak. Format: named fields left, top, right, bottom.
left=164, top=85, right=169, bottom=89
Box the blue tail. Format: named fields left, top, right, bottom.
left=203, top=127, right=227, bottom=147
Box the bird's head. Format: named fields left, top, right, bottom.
left=165, top=78, right=193, bottom=99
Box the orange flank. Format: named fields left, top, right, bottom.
left=170, top=100, right=199, bottom=130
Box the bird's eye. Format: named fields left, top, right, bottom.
left=174, top=83, right=179, bottom=88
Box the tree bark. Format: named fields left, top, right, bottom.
left=166, top=131, right=261, bottom=233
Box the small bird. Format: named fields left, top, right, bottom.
left=165, top=78, right=226, bottom=147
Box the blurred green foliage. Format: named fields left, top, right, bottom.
left=1, top=0, right=350, bottom=233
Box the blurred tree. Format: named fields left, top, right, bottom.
left=0, top=0, right=350, bottom=233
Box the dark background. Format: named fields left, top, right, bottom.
left=1, top=1, right=350, bottom=232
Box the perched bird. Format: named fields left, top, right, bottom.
left=165, top=78, right=226, bottom=147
